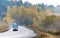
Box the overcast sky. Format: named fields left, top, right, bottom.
left=22, top=0, right=60, bottom=7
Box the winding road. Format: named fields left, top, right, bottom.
left=0, top=26, right=36, bottom=38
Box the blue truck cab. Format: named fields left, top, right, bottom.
left=12, top=23, right=18, bottom=31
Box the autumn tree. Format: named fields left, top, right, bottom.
left=3, top=6, right=11, bottom=22
left=3, top=6, right=14, bottom=25
left=42, top=15, right=56, bottom=27
left=33, top=17, right=38, bottom=29
left=10, top=5, right=25, bottom=24
left=45, top=9, right=52, bottom=16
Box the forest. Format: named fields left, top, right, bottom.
left=0, top=0, right=60, bottom=38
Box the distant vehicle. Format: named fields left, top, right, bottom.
left=12, top=23, right=18, bottom=31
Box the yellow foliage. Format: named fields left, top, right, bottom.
left=11, top=6, right=17, bottom=14
left=0, top=25, right=4, bottom=31
left=17, top=5, right=25, bottom=15
left=3, top=6, right=11, bottom=22
left=0, top=22, right=9, bottom=32
left=39, top=12, right=44, bottom=16
left=4, top=13, right=11, bottom=22
left=33, top=17, right=38, bottom=29
left=3, top=6, right=14, bottom=23
left=4, top=5, right=53, bottom=29
left=45, top=9, right=52, bottom=16
left=37, top=15, right=42, bottom=21
left=7, top=6, right=11, bottom=12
